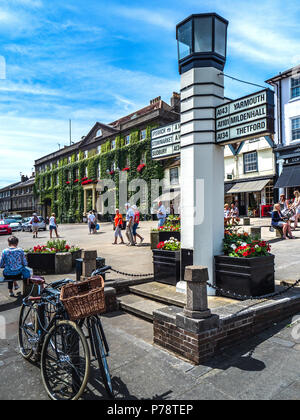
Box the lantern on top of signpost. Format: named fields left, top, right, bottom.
left=176, top=13, right=229, bottom=74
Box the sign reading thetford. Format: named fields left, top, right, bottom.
left=151, top=122, right=180, bottom=160
left=216, top=89, right=274, bottom=144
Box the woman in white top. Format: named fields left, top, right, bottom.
left=49, top=213, right=59, bottom=238
left=291, top=190, right=300, bottom=229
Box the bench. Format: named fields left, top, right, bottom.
left=0, top=275, right=45, bottom=297
left=270, top=225, right=284, bottom=238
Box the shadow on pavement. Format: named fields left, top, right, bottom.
left=0, top=293, right=23, bottom=313
left=198, top=317, right=294, bottom=374
left=83, top=365, right=173, bottom=400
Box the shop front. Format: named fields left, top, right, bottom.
left=225, top=177, right=274, bottom=217
left=275, top=145, right=300, bottom=199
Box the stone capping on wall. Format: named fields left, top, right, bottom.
left=153, top=288, right=300, bottom=365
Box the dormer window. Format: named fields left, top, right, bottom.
left=96, top=129, right=103, bottom=138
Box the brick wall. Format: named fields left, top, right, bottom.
left=153, top=296, right=300, bottom=365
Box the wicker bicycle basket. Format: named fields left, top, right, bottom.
left=60, top=276, right=106, bottom=320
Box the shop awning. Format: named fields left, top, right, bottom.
left=225, top=183, right=235, bottom=194
left=274, top=165, right=300, bottom=188
left=154, top=190, right=180, bottom=202
left=227, top=179, right=271, bottom=194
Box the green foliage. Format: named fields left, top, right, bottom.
left=35, top=123, right=162, bottom=221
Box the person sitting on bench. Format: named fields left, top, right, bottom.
left=271, top=204, right=295, bottom=240
left=0, top=236, right=31, bottom=297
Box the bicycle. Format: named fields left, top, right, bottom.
left=18, top=267, right=114, bottom=400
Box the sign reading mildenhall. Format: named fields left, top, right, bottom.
left=151, top=122, right=180, bottom=160
left=216, top=89, right=274, bottom=144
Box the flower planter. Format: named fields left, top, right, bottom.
left=152, top=249, right=180, bottom=286
left=215, top=254, right=275, bottom=299
left=27, top=253, right=56, bottom=274
left=151, top=231, right=180, bottom=250
left=27, top=250, right=82, bottom=275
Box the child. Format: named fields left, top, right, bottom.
left=0, top=236, right=31, bottom=297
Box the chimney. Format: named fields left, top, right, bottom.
left=170, top=92, right=180, bottom=112
left=150, top=96, right=161, bottom=105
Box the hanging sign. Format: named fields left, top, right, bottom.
left=216, top=89, right=274, bottom=144
left=151, top=122, right=180, bottom=160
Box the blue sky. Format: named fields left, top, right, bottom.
left=0, top=0, right=300, bottom=187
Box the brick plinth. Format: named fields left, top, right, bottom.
left=153, top=293, right=300, bottom=365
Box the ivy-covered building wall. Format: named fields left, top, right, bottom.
left=34, top=96, right=180, bottom=222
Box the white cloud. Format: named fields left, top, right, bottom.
left=110, top=6, right=176, bottom=31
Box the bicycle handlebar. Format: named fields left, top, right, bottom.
left=91, top=266, right=111, bottom=276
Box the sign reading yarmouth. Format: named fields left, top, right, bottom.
left=151, top=122, right=180, bottom=160
left=216, top=89, right=274, bottom=144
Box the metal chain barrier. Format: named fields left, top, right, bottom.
left=109, top=267, right=300, bottom=301
left=206, top=279, right=300, bottom=301
left=110, top=267, right=154, bottom=278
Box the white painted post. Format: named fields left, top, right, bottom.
left=177, top=68, right=225, bottom=295
left=175, top=14, right=228, bottom=295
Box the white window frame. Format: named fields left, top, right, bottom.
left=243, top=151, right=258, bottom=173
left=140, top=129, right=147, bottom=141
left=291, top=117, right=300, bottom=142
left=291, top=77, right=300, bottom=99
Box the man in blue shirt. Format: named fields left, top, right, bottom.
left=157, top=201, right=167, bottom=228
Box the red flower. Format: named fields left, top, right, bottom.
left=74, top=179, right=79, bottom=183
left=137, top=164, right=146, bottom=173
left=122, top=167, right=130, bottom=171
left=66, top=181, right=70, bottom=184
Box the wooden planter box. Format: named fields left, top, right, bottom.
left=151, top=231, right=181, bottom=250
left=153, top=249, right=180, bottom=286
left=215, top=254, right=275, bottom=299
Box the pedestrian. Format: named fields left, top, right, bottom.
left=271, top=203, right=295, bottom=239
left=125, top=203, right=135, bottom=246
left=49, top=213, right=59, bottom=239
left=156, top=201, right=166, bottom=228
left=132, top=205, right=144, bottom=244
left=113, top=209, right=125, bottom=244
left=88, top=211, right=96, bottom=235
left=93, top=210, right=98, bottom=234
left=290, top=190, right=300, bottom=229
left=0, top=236, right=31, bottom=297
left=30, top=212, right=39, bottom=238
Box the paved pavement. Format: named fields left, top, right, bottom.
left=0, top=299, right=300, bottom=400
left=1, top=220, right=300, bottom=400
left=1, top=219, right=300, bottom=283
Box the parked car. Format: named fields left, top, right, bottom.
left=22, top=216, right=47, bottom=232
left=0, top=220, right=12, bottom=235
left=2, top=218, right=22, bottom=232
left=9, top=214, right=23, bottom=222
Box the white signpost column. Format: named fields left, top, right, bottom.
left=178, top=67, right=225, bottom=294
left=176, top=13, right=229, bottom=295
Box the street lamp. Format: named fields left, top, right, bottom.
left=176, top=13, right=228, bottom=74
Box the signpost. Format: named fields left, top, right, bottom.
left=216, top=89, right=274, bottom=144
left=151, top=122, right=180, bottom=160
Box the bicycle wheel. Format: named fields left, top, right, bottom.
left=90, top=317, right=114, bottom=398
left=18, top=303, right=39, bottom=360
left=41, top=320, right=90, bottom=401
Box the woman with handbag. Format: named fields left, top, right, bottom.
left=271, top=203, right=295, bottom=239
